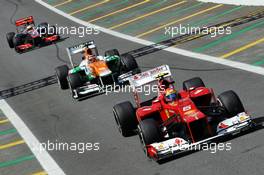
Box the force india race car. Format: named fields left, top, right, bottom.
left=55, top=41, right=140, bottom=99
left=113, top=65, right=255, bottom=161
left=6, top=16, right=60, bottom=53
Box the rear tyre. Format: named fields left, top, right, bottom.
left=113, top=101, right=137, bottom=137
left=48, top=25, right=57, bottom=35
left=38, top=22, right=48, bottom=27
left=105, top=49, right=120, bottom=57
left=55, top=65, right=69, bottom=89
left=68, top=73, right=83, bottom=89
left=121, top=54, right=139, bottom=72
left=218, top=90, right=245, bottom=118
left=38, top=22, right=49, bottom=36
left=6, top=32, right=15, bottom=48
left=138, top=118, right=162, bottom=153
left=183, top=77, right=205, bottom=91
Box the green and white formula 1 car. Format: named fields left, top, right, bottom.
left=55, top=41, right=140, bottom=99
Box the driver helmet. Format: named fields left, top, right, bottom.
left=165, top=88, right=177, bottom=102
left=83, top=48, right=96, bottom=63
left=84, top=48, right=92, bottom=55
left=26, top=25, right=33, bottom=31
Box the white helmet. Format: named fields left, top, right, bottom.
left=26, top=25, right=33, bottom=31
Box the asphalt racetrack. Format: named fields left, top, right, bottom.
left=0, top=0, right=264, bottom=175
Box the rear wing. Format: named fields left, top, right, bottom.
left=67, top=41, right=97, bottom=55
left=129, top=65, right=171, bottom=88
left=15, top=16, right=34, bottom=27
left=66, top=40, right=99, bottom=67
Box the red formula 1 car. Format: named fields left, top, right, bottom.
left=6, top=16, right=60, bottom=53
left=113, top=65, right=255, bottom=161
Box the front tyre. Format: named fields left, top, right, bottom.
left=68, top=73, right=83, bottom=89
left=138, top=118, right=162, bottom=154
left=121, top=54, right=139, bottom=72
left=55, top=65, right=69, bottom=89
left=218, top=90, right=245, bottom=118
left=105, top=49, right=120, bottom=57
left=6, top=32, right=15, bottom=48
left=113, top=101, right=137, bottom=137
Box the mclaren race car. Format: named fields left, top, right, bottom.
left=55, top=41, right=140, bottom=99
left=113, top=65, right=255, bottom=161
left=6, top=16, right=60, bottom=53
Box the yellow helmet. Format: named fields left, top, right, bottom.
left=165, top=88, right=177, bottom=102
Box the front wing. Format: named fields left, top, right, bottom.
left=15, top=35, right=60, bottom=53
left=147, top=112, right=254, bottom=160
left=72, top=72, right=135, bottom=99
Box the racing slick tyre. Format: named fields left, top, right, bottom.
left=138, top=118, right=162, bottom=153
left=55, top=65, right=69, bottom=89
left=113, top=101, right=137, bottom=137
left=38, top=22, right=48, bottom=35
left=38, top=22, right=51, bottom=39
left=121, top=54, right=139, bottom=72
left=38, top=22, right=48, bottom=27
left=68, top=73, right=83, bottom=89
left=48, top=25, right=57, bottom=35
left=105, top=49, right=121, bottom=74
left=105, top=49, right=120, bottom=57
left=183, top=77, right=205, bottom=91
left=6, top=32, right=15, bottom=48
left=217, top=90, right=245, bottom=118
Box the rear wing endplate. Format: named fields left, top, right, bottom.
left=67, top=41, right=97, bottom=55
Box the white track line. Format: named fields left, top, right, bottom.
left=0, top=100, right=65, bottom=175
left=198, top=0, right=264, bottom=6
left=35, top=0, right=264, bottom=76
